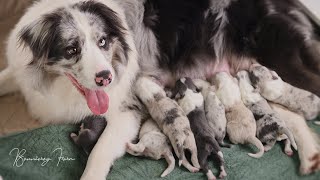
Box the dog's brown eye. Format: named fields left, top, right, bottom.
left=98, top=38, right=107, bottom=48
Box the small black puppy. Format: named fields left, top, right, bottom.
left=172, top=78, right=227, bottom=180
left=70, top=116, right=107, bottom=154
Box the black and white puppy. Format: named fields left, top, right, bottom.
left=172, top=78, right=227, bottom=180
left=237, top=71, right=297, bottom=154
left=70, top=116, right=107, bottom=154
left=194, top=79, right=230, bottom=148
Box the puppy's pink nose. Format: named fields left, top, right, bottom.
left=95, top=70, right=112, bottom=87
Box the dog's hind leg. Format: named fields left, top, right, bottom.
left=199, top=147, right=216, bottom=180
left=218, top=139, right=231, bottom=148
left=209, top=138, right=227, bottom=179
left=284, top=138, right=294, bottom=156
left=0, top=68, right=18, bottom=96
left=161, top=150, right=175, bottom=177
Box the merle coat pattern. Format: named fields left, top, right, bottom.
left=173, top=78, right=227, bottom=180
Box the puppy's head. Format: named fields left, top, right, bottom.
left=249, top=65, right=284, bottom=100
left=236, top=70, right=263, bottom=104
left=249, top=65, right=281, bottom=87
left=171, top=77, right=200, bottom=100
left=171, top=78, right=203, bottom=114
left=213, top=72, right=241, bottom=107
left=19, top=1, right=131, bottom=115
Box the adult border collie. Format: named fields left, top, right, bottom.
left=1, top=0, right=320, bottom=179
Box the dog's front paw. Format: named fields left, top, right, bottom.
left=300, top=153, right=320, bottom=175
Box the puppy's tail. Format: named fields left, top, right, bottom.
left=314, top=121, right=320, bottom=125
left=247, top=136, right=264, bottom=158
left=0, top=68, right=18, bottom=96
left=177, top=143, right=184, bottom=167
left=161, top=151, right=175, bottom=177
left=281, top=127, right=298, bottom=150
left=126, top=142, right=146, bottom=156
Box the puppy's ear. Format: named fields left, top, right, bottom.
left=270, top=71, right=280, bottom=80
left=19, top=11, right=63, bottom=64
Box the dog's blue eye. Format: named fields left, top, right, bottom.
left=98, top=38, right=106, bottom=48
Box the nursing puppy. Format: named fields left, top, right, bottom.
left=70, top=116, right=107, bottom=154
left=172, top=78, right=227, bottom=180
left=270, top=103, right=320, bottom=175
left=249, top=65, right=320, bottom=121
left=213, top=72, right=264, bottom=158
left=126, top=119, right=175, bottom=177
left=135, top=76, right=200, bottom=173
left=193, top=79, right=229, bottom=148
left=236, top=71, right=297, bottom=153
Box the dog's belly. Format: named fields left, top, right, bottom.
left=160, top=56, right=255, bottom=87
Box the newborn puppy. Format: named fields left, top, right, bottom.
left=249, top=64, right=320, bottom=121
left=172, top=78, right=227, bottom=180
left=70, top=116, right=107, bottom=154
left=270, top=103, right=320, bottom=175
left=212, top=72, right=264, bottom=158
left=136, top=77, right=200, bottom=173
left=236, top=71, right=297, bottom=154
left=194, top=79, right=230, bottom=148
left=126, top=119, right=175, bottom=177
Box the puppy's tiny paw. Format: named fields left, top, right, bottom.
left=206, top=170, right=216, bottom=180
left=264, top=146, right=272, bottom=152
left=285, top=150, right=293, bottom=157
left=192, top=167, right=199, bottom=173
left=70, top=133, right=77, bottom=138
left=219, top=170, right=227, bottom=179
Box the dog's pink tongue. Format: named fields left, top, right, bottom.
left=84, top=89, right=109, bottom=115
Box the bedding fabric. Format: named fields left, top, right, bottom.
left=0, top=121, right=320, bottom=180
left=0, top=1, right=320, bottom=180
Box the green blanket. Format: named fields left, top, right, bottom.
left=0, top=122, right=320, bottom=180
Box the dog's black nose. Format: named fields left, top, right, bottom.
left=95, top=70, right=113, bottom=87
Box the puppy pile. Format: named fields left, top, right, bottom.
left=71, top=65, right=320, bottom=179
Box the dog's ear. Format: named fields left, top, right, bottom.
left=19, top=12, right=63, bottom=64
left=76, top=1, right=130, bottom=64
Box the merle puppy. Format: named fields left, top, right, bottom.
left=126, top=119, right=175, bottom=177
left=172, top=78, right=227, bottom=180
left=249, top=65, right=320, bottom=121
left=237, top=71, right=297, bottom=154
left=70, top=116, right=107, bottom=154
left=194, top=79, right=230, bottom=148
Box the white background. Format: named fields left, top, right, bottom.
left=301, top=0, right=320, bottom=18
